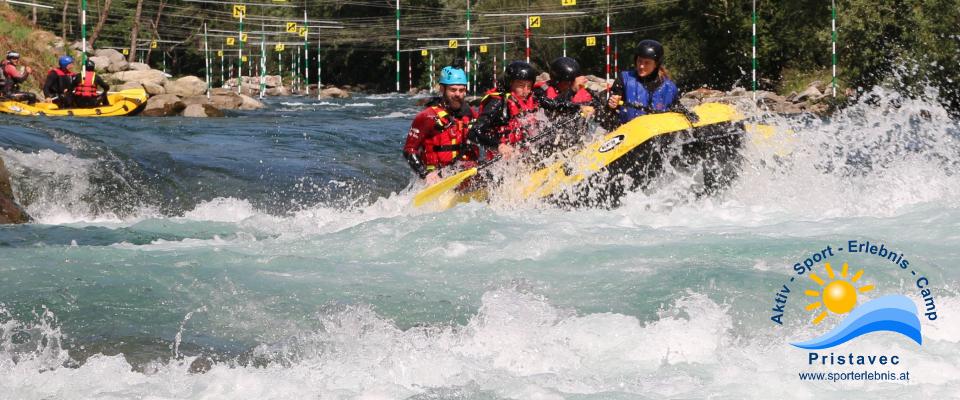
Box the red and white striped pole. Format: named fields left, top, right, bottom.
left=605, top=12, right=611, bottom=83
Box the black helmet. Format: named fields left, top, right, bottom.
left=635, top=39, right=664, bottom=65
left=6, top=51, right=21, bottom=60
left=549, top=57, right=581, bottom=82
left=504, top=61, right=537, bottom=84
left=84, top=60, right=96, bottom=70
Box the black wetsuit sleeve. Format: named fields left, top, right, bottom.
left=467, top=97, right=507, bottom=148
left=96, top=75, right=109, bottom=92
left=609, top=76, right=625, bottom=97
left=42, top=72, right=57, bottom=97
left=533, top=86, right=581, bottom=114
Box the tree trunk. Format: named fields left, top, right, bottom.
left=145, top=0, right=166, bottom=62
left=61, top=0, right=69, bottom=42
left=31, top=7, right=37, bottom=25
left=87, top=0, right=112, bottom=49
left=128, top=0, right=144, bottom=63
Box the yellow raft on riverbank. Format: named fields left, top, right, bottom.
left=0, top=88, right=148, bottom=117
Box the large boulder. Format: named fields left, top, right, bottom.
left=107, top=60, right=129, bottom=73
left=238, top=94, right=265, bottom=110
left=164, top=76, right=207, bottom=97
left=142, top=94, right=186, bottom=117
left=112, top=69, right=167, bottom=86
left=265, top=86, right=291, bottom=96
left=143, top=81, right=165, bottom=95
left=182, top=103, right=225, bottom=118
left=0, top=157, right=31, bottom=224
left=319, top=86, right=350, bottom=99
left=88, top=56, right=111, bottom=71
left=115, top=81, right=143, bottom=91
left=796, top=85, right=824, bottom=102
left=209, top=93, right=244, bottom=110
left=264, top=75, right=282, bottom=88
left=128, top=62, right=151, bottom=71
left=95, top=48, right=126, bottom=64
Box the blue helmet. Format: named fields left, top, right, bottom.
left=439, top=66, right=468, bottom=85
left=59, top=56, right=74, bottom=68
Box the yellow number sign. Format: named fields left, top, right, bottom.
left=585, top=36, right=596, bottom=46
left=150, top=40, right=158, bottom=49
left=240, top=33, right=248, bottom=42
left=528, top=16, right=541, bottom=28
left=299, top=27, right=307, bottom=37
left=286, top=22, right=298, bottom=33
left=448, top=40, right=458, bottom=48
left=242, top=56, right=248, bottom=62
left=479, top=45, right=488, bottom=53
left=561, top=0, right=576, bottom=5
left=232, top=5, right=245, bottom=18
left=420, top=49, right=428, bottom=56
left=122, top=48, right=129, bottom=55
left=217, top=50, right=223, bottom=57
left=226, top=37, right=235, bottom=46
left=275, top=43, right=285, bottom=52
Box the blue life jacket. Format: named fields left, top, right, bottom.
left=617, top=70, right=679, bottom=124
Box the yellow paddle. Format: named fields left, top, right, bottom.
left=412, top=155, right=499, bottom=207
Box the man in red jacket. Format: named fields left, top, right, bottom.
left=1, top=51, right=37, bottom=104
left=403, top=65, right=478, bottom=184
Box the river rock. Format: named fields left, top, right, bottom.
left=265, top=86, right=291, bottom=96
left=128, top=62, right=151, bottom=71
left=88, top=56, right=111, bottom=71
left=142, top=94, right=186, bottom=117
left=209, top=93, right=244, bottom=109
left=143, top=81, right=165, bottom=95
left=164, top=76, right=207, bottom=97
left=182, top=103, right=225, bottom=118
left=115, top=81, right=143, bottom=91
left=319, top=87, right=350, bottom=99
left=95, top=48, right=126, bottom=64
left=238, top=94, right=265, bottom=110
left=107, top=60, right=129, bottom=73
left=796, top=85, right=824, bottom=102
left=0, top=157, right=30, bottom=224
left=264, top=75, right=282, bottom=88
left=112, top=69, right=167, bottom=86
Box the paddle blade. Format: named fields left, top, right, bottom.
left=412, top=168, right=479, bottom=207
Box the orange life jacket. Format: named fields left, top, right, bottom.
left=479, top=89, right=539, bottom=144
left=421, top=105, right=478, bottom=168
left=74, top=71, right=98, bottom=98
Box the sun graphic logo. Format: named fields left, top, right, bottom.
left=792, top=262, right=923, bottom=350
left=803, top=262, right=875, bottom=325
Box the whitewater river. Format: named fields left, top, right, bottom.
left=1, top=89, right=958, bottom=399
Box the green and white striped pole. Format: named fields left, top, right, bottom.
left=303, top=9, right=309, bottom=95
left=751, top=0, right=757, bottom=101
left=831, top=0, right=837, bottom=97
left=80, top=0, right=87, bottom=77
left=238, top=10, right=244, bottom=94
left=204, top=22, right=211, bottom=98
left=259, top=22, right=266, bottom=99
left=317, top=35, right=323, bottom=100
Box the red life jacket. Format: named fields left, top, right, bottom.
left=74, top=71, right=98, bottom=97
left=480, top=89, right=539, bottom=144
left=543, top=84, right=593, bottom=104
left=421, top=105, right=478, bottom=168
left=48, top=68, right=75, bottom=77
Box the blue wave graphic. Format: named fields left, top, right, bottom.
left=791, top=295, right=922, bottom=349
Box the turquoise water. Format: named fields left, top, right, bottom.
left=1, top=89, right=959, bottom=399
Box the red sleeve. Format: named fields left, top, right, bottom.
left=3, top=64, right=22, bottom=78
left=402, top=108, right=436, bottom=157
